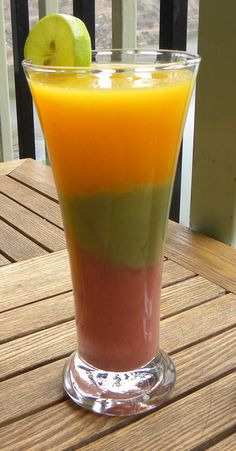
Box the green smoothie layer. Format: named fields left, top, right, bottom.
left=61, top=182, right=172, bottom=268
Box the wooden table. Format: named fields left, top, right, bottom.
left=0, top=159, right=235, bottom=450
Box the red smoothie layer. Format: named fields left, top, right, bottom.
left=68, top=244, right=163, bottom=372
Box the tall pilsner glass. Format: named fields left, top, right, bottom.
left=23, top=50, right=200, bottom=416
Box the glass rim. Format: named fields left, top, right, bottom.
left=22, top=48, right=200, bottom=74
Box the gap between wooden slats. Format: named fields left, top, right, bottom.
left=0, top=276, right=225, bottom=344
left=0, top=193, right=65, bottom=251
left=0, top=252, right=195, bottom=313
left=207, top=432, right=236, bottom=450
left=166, top=220, right=236, bottom=294
left=0, top=292, right=74, bottom=343
left=8, top=159, right=58, bottom=200
left=0, top=159, right=25, bottom=176
left=0, top=250, right=72, bottom=312
left=0, top=253, right=11, bottom=266
left=0, top=175, right=63, bottom=228
left=0, top=328, right=235, bottom=447
left=0, top=218, right=48, bottom=261
left=0, top=293, right=235, bottom=382
left=82, top=373, right=236, bottom=451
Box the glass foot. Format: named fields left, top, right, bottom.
left=63, top=350, right=176, bottom=416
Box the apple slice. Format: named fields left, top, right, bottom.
left=24, top=13, right=91, bottom=66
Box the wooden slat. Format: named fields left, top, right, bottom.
left=0, top=328, right=235, bottom=446
left=0, top=254, right=10, bottom=266
left=1, top=293, right=235, bottom=381
left=161, top=275, right=225, bottom=318
left=0, top=250, right=71, bottom=312
left=0, top=219, right=47, bottom=262
left=0, top=321, right=76, bottom=381
left=0, top=252, right=191, bottom=313
left=0, top=193, right=65, bottom=251
left=0, top=292, right=74, bottom=343
left=172, top=327, right=236, bottom=397
left=162, top=259, right=195, bottom=286
left=9, top=159, right=57, bottom=200
left=84, top=373, right=236, bottom=451
left=166, top=220, right=236, bottom=294
left=0, top=359, right=64, bottom=427
left=0, top=276, right=224, bottom=344
left=161, top=293, right=236, bottom=354
left=210, top=433, right=236, bottom=450
left=0, top=159, right=26, bottom=176
left=0, top=175, right=63, bottom=227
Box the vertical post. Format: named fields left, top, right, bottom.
left=190, top=0, right=236, bottom=247
left=112, top=0, right=137, bottom=49
left=38, top=0, right=58, bottom=165
left=10, top=0, right=35, bottom=159
left=159, top=0, right=188, bottom=222
left=38, top=0, right=58, bottom=17
left=0, top=0, right=13, bottom=161
left=73, top=0, right=95, bottom=49
left=160, top=0, right=188, bottom=50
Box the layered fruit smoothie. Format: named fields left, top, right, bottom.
left=29, top=67, right=193, bottom=371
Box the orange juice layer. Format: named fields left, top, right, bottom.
left=29, top=68, right=194, bottom=196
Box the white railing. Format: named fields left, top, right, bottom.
left=0, top=0, right=13, bottom=161
left=112, top=0, right=137, bottom=48
left=190, top=0, right=236, bottom=247
left=38, top=0, right=58, bottom=17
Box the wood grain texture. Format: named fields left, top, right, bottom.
left=84, top=372, right=236, bottom=451
left=0, top=328, right=235, bottom=444
left=0, top=276, right=224, bottom=343
left=0, top=320, right=77, bottom=381
left=0, top=359, right=65, bottom=426
left=161, top=293, right=236, bottom=354
left=1, top=293, right=235, bottom=381
left=0, top=250, right=71, bottom=312
left=172, top=327, right=236, bottom=396
left=0, top=159, right=26, bottom=176
left=0, top=219, right=48, bottom=262
left=209, top=433, right=236, bottom=450
left=9, top=158, right=58, bottom=200
left=0, top=254, right=10, bottom=266
left=0, top=193, right=66, bottom=251
left=0, top=252, right=191, bottom=313
left=0, top=275, right=223, bottom=344
left=161, top=275, right=225, bottom=318
left=166, top=220, right=236, bottom=294
left=0, top=175, right=63, bottom=228
left=0, top=321, right=76, bottom=380
left=0, top=292, right=74, bottom=343
left=162, top=259, right=195, bottom=286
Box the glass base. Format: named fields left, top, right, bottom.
left=63, top=350, right=176, bottom=416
